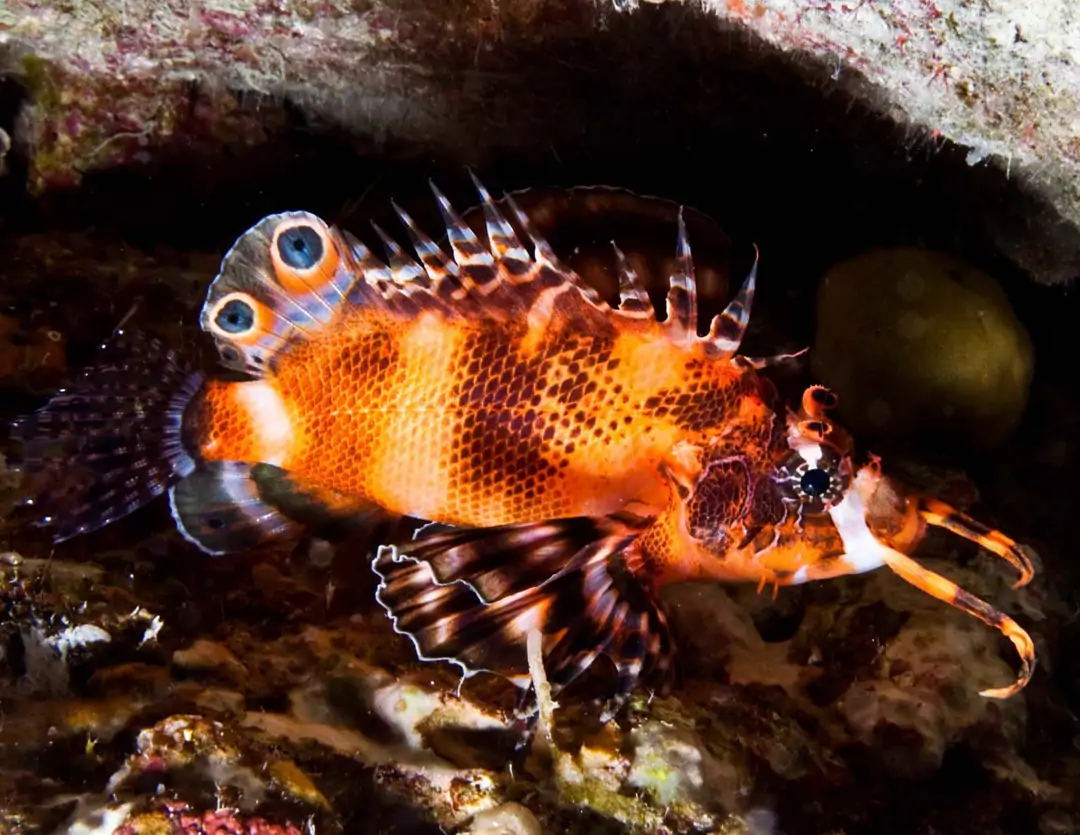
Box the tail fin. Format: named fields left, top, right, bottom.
left=8, top=330, right=203, bottom=542
left=372, top=515, right=675, bottom=713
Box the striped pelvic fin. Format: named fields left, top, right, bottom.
left=168, top=461, right=301, bottom=556
left=371, top=516, right=673, bottom=709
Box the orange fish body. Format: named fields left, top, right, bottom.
left=190, top=291, right=767, bottom=529
left=11, top=177, right=1036, bottom=714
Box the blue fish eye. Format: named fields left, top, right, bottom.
left=278, top=225, right=324, bottom=270
left=216, top=298, right=255, bottom=334
left=800, top=467, right=831, bottom=497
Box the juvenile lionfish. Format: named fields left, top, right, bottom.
left=10, top=176, right=1035, bottom=712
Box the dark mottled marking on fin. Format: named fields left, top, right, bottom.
left=9, top=329, right=202, bottom=542
left=388, top=516, right=638, bottom=603
left=706, top=245, right=758, bottom=357
left=372, top=515, right=673, bottom=708
left=168, top=461, right=301, bottom=556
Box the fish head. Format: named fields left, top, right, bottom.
left=647, top=386, right=1036, bottom=699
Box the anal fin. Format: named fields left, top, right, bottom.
left=372, top=516, right=674, bottom=709
left=169, top=461, right=381, bottom=556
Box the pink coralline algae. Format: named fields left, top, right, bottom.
left=114, top=804, right=304, bottom=835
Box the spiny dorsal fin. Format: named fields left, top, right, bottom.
left=663, top=208, right=699, bottom=344
left=347, top=234, right=395, bottom=284
left=202, top=178, right=760, bottom=378
left=500, top=191, right=608, bottom=307
left=468, top=170, right=531, bottom=263
left=431, top=181, right=495, bottom=269
left=371, top=221, right=428, bottom=285
left=611, top=241, right=654, bottom=318
left=706, top=244, right=758, bottom=358
left=391, top=199, right=460, bottom=283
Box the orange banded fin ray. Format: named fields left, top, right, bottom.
left=878, top=548, right=1036, bottom=698
left=664, top=208, right=699, bottom=342
left=612, top=241, right=654, bottom=318
left=706, top=245, right=758, bottom=358
left=917, top=496, right=1036, bottom=589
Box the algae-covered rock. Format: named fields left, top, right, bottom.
left=810, top=247, right=1034, bottom=448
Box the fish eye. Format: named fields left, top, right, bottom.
left=799, top=467, right=832, bottom=497
left=277, top=224, right=324, bottom=270
left=776, top=446, right=848, bottom=513
left=215, top=298, right=256, bottom=334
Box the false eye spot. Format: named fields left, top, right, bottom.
left=277, top=224, right=324, bottom=270
left=799, top=467, right=831, bottom=497
left=216, top=298, right=256, bottom=334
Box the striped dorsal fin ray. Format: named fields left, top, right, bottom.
left=704, top=245, right=758, bottom=359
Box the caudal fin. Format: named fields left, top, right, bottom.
left=372, top=515, right=675, bottom=714
left=8, top=330, right=203, bottom=542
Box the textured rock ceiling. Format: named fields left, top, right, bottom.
left=0, top=0, right=1077, bottom=284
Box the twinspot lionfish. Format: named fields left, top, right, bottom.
left=10, top=175, right=1036, bottom=712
